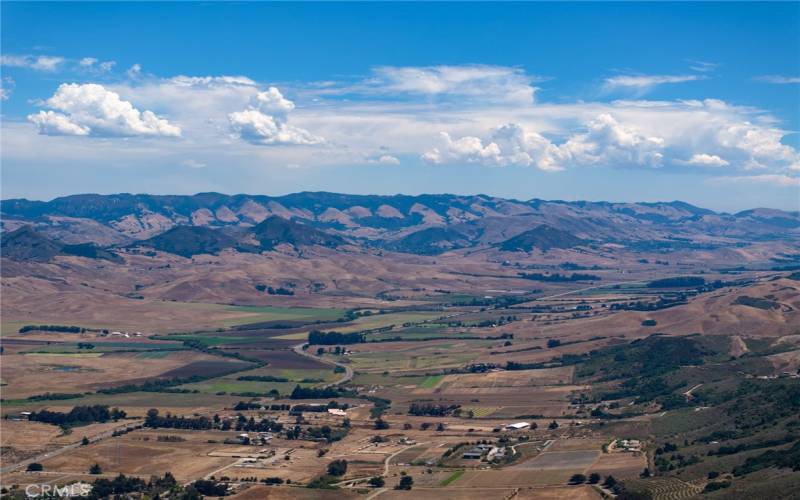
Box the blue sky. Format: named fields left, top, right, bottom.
left=1, top=2, right=799, bottom=211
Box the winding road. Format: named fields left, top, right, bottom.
left=292, top=342, right=354, bottom=387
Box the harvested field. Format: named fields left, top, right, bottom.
left=375, top=487, right=597, bottom=500
left=230, top=485, right=361, bottom=499
left=38, top=429, right=242, bottom=482
left=0, top=420, right=63, bottom=465
left=589, top=452, right=647, bottom=479
left=436, top=367, right=574, bottom=390
left=450, top=469, right=580, bottom=487
left=377, top=488, right=518, bottom=500
left=547, top=438, right=607, bottom=452
left=381, top=385, right=579, bottom=418
left=514, top=450, right=601, bottom=470
left=513, top=487, right=603, bottom=500
left=0, top=350, right=252, bottom=399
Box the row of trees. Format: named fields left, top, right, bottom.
left=28, top=405, right=126, bottom=427
left=408, top=402, right=461, bottom=417
left=307, top=330, right=364, bottom=345
left=144, top=409, right=212, bottom=430
left=19, top=324, right=85, bottom=333
left=289, top=385, right=349, bottom=399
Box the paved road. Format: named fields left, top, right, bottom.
left=335, top=442, right=424, bottom=495
left=292, top=343, right=354, bottom=387
left=0, top=420, right=143, bottom=475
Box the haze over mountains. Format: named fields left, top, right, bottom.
left=1, top=192, right=798, bottom=260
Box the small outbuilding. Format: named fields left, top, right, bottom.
left=505, top=422, right=530, bottom=430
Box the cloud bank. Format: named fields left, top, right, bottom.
left=28, top=83, right=181, bottom=137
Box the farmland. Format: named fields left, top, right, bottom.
left=2, top=208, right=799, bottom=498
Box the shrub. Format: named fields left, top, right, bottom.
left=395, top=475, right=413, bottom=490
left=327, top=459, right=347, bottom=477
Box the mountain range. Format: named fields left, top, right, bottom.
left=1, top=192, right=798, bottom=260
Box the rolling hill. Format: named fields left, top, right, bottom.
left=1, top=226, right=122, bottom=263
left=499, top=224, right=587, bottom=252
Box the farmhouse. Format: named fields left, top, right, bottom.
left=327, top=408, right=347, bottom=417
left=505, top=422, right=530, bottom=430
left=462, top=448, right=484, bottom=459
left=486, top=446, right=506, bottom=461
left=617, top=439, right=642, bottom=452
left=463, top=443, right=493, bottom=459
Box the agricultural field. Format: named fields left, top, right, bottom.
left=2, top=224, right=799, bottom=499
left=0, top=350, right=254, bottom=400
left=178, top=366, right=338, bottom=396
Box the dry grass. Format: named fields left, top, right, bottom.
left=0, top=350, right=250, bottom=399
left=38, top=429, right=243, bottom=482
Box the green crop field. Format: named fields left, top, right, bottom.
left=420, top=375, right=444, bottom=388
left=178, top=367, right=336, bottom=395
left=136, top=350, right=178, bottom=359
left=440, top=470, right=465, bottom=486
left=333, top=311, right=444, bottom=333
left=151, top=333, right=265, bottom=347
left=156, top=302, right=347, bottom=327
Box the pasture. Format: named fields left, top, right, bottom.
left=0, top=350, right=253, bottom=400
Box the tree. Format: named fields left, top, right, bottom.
left=316, top=347, right=325, bottom=356
left=374, top=418, right=389, bottom=430
left=192, top=479, right=227, bottom=496
left=369, top=476, right=385, bottom=487
left=89, top=463, right=103, bottom=475
left=395, top=475, right=413, bottom=490
left=548, top=420, right=559, bottom=430
left=641, top=467, right=651, bottom=478
left=603, top=475, right=617, bottom=488
left=588, top=473, right=601, bottom=484
left=81, top=436, right=90, bottom=446
left=27, top=463, right=43, bottom=472
left=436, top=422, right=445, bottom=432
left=569, top=473, right=587, bottom=484
left=327, top=459, right=348, bottom=477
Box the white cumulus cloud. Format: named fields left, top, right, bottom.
left=423, top=114, right=665, bottom=170
left=683, top=153, right=729, bottom=167
left=27, top=83, right=181, bottom=137
left=228, top=87, right=323, bottom=146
